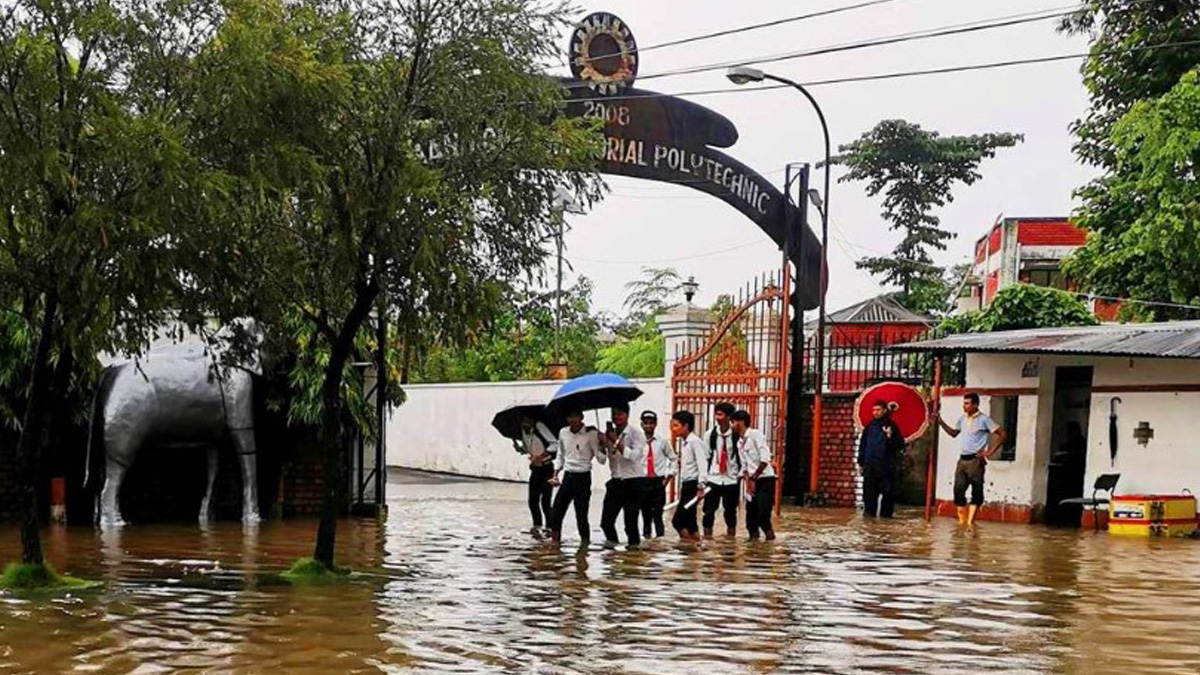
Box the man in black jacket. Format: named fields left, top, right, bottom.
left=858, top=400, right=905, bottom=518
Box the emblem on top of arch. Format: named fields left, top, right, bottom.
left=569, top=12, right=638, bottom=95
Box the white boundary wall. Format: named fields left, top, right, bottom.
left=387, top=378, right=668, bottom=482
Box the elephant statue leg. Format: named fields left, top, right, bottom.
left=231, top=429, right=260, bottom=524
left=99, top=456, right=129, bottom=528
left=199, top=444, right=220, bottom=524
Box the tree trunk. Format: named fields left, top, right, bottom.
left=312, top=284, right=379, bottom=570
left=15, top=294, right=58, bottom=566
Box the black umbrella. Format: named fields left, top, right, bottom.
left=1109, top=397, right=1122, bottom=466
left=491, top=402, right=562, bottom=442
left=546, top=372, right=644, bottom=417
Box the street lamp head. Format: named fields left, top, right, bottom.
left=726, top=66, right=765, bottom=85
left=806, top=188, right=826, bottom=215
left=681, top=276, right=699, bottom=304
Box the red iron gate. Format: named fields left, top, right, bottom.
left=670, top=270, right=790, bottom=513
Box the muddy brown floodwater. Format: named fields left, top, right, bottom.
left=3, top=470, right=1200, bottom=674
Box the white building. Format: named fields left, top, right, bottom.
left=899, top=322, right=1200, bottom=526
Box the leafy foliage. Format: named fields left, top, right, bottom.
left=939, top=285, right=1097, bottom=334
left=619, top=267, right=683, bottom=333
left=1060, top=3, right=1200, bottom=318
left=831, top=120, right=1021, bottom=313
left=595, top=318, right=663, bottom=378
left=1064, top=68, right=1200, bottom=319
left=413, top=279, right=601, bottom=382
left=1060, top=1, right=1200, bottom=168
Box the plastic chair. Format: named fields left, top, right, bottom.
left=1060, top=473, right=1120, bottom=531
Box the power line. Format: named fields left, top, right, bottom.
left=635, top=0, right=904, bottom=54
left=1079, top=293, right=1200, bottom=313
left=634, top=7, right=1075, bottom=84
left=561, top=38, right=1200, bottom=105
left=564, top=2, right=1092, bottom=92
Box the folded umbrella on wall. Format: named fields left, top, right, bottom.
left=491, top=402, right=562, bottom=442
left=546, top=372, right=644, bottom=417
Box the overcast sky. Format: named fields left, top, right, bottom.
left=547, top=0, right=1097, bottom=317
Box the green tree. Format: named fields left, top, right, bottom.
left=942, top=285, right=1097, bottom=334
left=831, top=120, right=1021, bottom=313
left=619, top=267, right=682, bottom=334
left=1066, top=69, right=1200, bottom=319
left=413, top=279, right=601, bottom=382
left=0, top=0, right=202, bottom=573
left=596, top=318, right=662, bottom=378
left=183, top=0, right=601, bottom=570
left=1060, top=1, right=1200, bottom=168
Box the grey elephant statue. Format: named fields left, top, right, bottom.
left=87, top=319, right=265, bottom=527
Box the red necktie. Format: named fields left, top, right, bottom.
left=647, top=440, right=656, bottom=478
left=719, top=436, right=728, bottom=474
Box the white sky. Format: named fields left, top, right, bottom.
left=549, top=0, right=1097, bottom=316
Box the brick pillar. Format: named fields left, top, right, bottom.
left=798, top=393, right=860, bottom=507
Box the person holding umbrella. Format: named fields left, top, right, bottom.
left=519, top=414, right=558, bottom=532
left=549, top=408, right=605, bottom=546
left=599, top=402, right=647, bottom=549
left=492, top=402, right=560, bottom=533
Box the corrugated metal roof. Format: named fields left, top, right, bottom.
left=823, top=296, right=932, bottom=325
left=892, top=321, right=1200, bottom=359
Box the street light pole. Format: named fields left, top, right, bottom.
left=728, top=66, right=832, bottom=502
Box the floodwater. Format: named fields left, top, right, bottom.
left=3, top=472, right=1200, bottom=674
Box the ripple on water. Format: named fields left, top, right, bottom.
left=3, top=475, right=1200, bottom=673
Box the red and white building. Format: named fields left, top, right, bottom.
left=959, top=216, right=1120, bottom=321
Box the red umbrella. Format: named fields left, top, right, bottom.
left=855, top=382, right=930, bottom=442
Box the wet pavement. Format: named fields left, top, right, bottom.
left=3, top=470, right=1200, bottom=674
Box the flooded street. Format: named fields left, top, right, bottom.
left=3, top=471, right=1200, bottom=674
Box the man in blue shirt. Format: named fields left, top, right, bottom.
left=938, top=392, right=1007, bottom=526
left=858, top=400, right=904, bottom=518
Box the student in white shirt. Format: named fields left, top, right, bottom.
left=731, top=409, right=776, bottom=541
left=599, top=402, right=648, bottom=548
left=702, top=402, right=742, bottom=538
left=639, top=410, right=675, bottom=539
left=669, top=410, right=709, bottom=541
left=515, top=415, right=558, bottom=532
left=549, top=409, right=606, bottom=545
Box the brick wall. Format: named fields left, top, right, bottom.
left=795, top=393, right=859, bottom=507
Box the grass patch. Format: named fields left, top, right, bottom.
left=267, top=557, right=352, bottom=586
left=0, top=562, right=101, bottom=594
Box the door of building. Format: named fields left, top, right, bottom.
left=1045, top=366, right=1093, bottom=526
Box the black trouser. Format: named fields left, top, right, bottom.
left=953, top=455, right=986, bottom=507
left=642, top=477, right=668, bottom=538
left=550, top=471, right=592, bottom=541
left=746, top=477, right=776, bottom=537
left=600, top=478, right=642, bottom=546
left=672, top=480, right=700, bottom=535
left=862, top=463, right=895, bottom=518
left=702, top=482, right=739, bottom=530
left=528, top=464, right=554, bottom=527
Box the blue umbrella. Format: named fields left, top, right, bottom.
left=547, top=372, right=644, bottom=417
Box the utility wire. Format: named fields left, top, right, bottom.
left=564, top=2, right=1096, bottom=92
left=561, top=38, right=1200, bottom=105
left=635, top=0, right=904, bottom=54
left=633, top=7, right=1075, bottom=84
